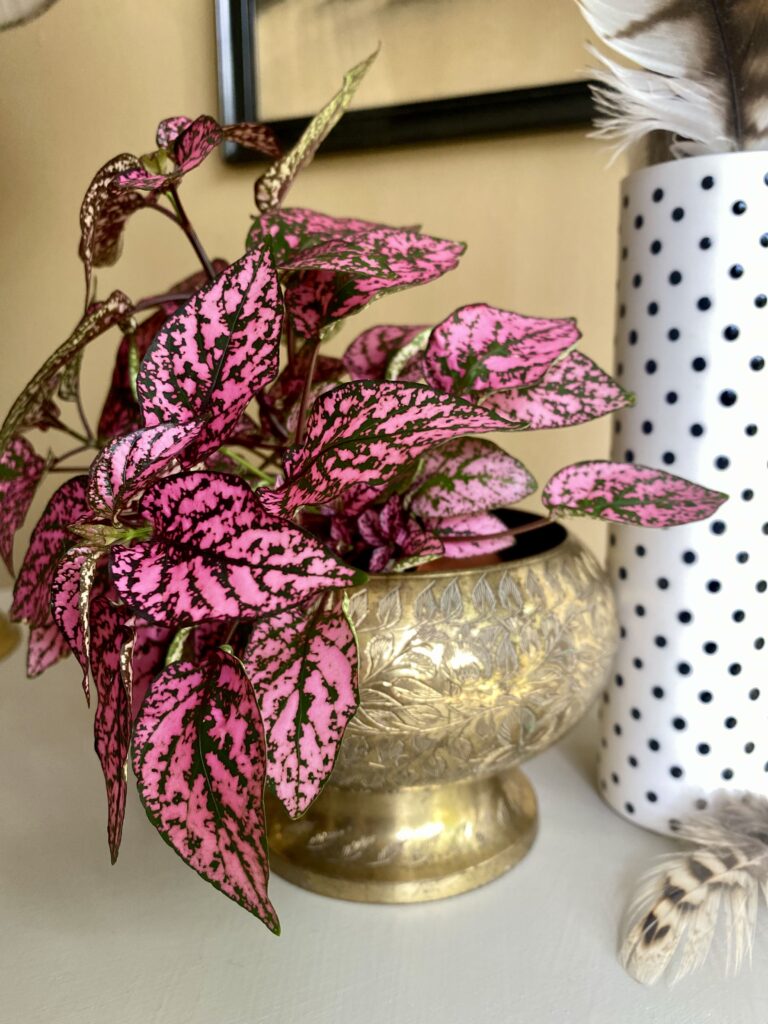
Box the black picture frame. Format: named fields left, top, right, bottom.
left=215, top=0, right=596, bottom=163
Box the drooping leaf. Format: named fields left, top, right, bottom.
left=243, top=593, right=358, bottom=818
left=283, top=228, right=465, bottom=338
left=88, top=421, right=202, bottom=519
left=423, top=304, right=581, bottom=396
left=110, top=472, right=360, bottom=626
left=275, top=381, right=505, bottom=512
left=0, top=436, right=46, bottom=574
left=408, top=438, right=536, bottom=519
left=79, top=153, right=156, bottom=300
left=0, top=292, right=133, bottom=461
left=50, top=545, right=101, bottom=704
left=130, top=624, right=172, bottom=721
left=542, top=461, right=728, bottom=527
left=255, top=50, right=377, bottom=211
left=132, top=653, right=279, bottom=928
left=155, top=115, right=191, bottom=148
left=342, top=324, right=429, bottom=381
left=247, top=207, right=384, bottom=263
left=483, top=351, right=634, bottom=428
left=26, top=619, right=71, bottom=678
left=11, top=476, right=90, bottom=626
left=137, top=249, right=282, bottom=459
left=90, top=589, right=133, bottom=863
left=427, top=511, right=513, bottom=559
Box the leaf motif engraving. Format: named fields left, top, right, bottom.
left=439, top=579, right=464, bottom=620
left=376, top=586, right=402, bottom=629
left=471, top=575, right=496, bottom=616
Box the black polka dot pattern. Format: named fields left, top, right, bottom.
left=599, top=154, right=768, bottom=834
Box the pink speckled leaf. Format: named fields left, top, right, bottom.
left=0, top=292, right=133, bottom=461
left=50, top=546, right=101, bottom=704
left=243, top=593, right=357, bottom=818
left=132, top=652, right=279, bottom=928
left=130, top=625, right=172, bottom=721
left=155, top=115, right=191, bottom=148
left=27, top=620, right=70, bottom=678
left=427, top=512, right=512, bottom=559
left=137, top=250, right=281, bottom=459
left=0, top=436, right=46, bottom=573
left=284, top=228, right=465, bottom=338
left=342, top=324, right=429, bottom=381
left=255, top=51, right=377, bottom=211
left=90, top=590, right=133, bottom=862
left=276, top=381, right=504, bottom=512
left=111, top=472, right=360, bottom=626
left=11, top=476, right=90, bottom=627
left=247, top=207, right=383, bottom=264
left=88, top=422, right=202, bottom=519
left=542, top=461, right=728, bottom=527
left=408, top=438, right=536, bottom=519
left=483, top=351, right=633, bottom=428
left=358, top=496, right=444, bottom=572
left=423, top=304, right=580, bottom=396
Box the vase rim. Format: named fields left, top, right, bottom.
left=622, top=149, right=767, bottom=188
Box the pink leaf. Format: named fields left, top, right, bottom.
left=427, top=512, right=513, bottom=559
left=0, top=436, right=46, bottom=574
left=132, top=653, right=279, bottom=928
left=423, top=304, right=580, bottom=395
left=248, top=207, right=383, bottom=264
left=155, top=115, right=191, bottom=148
left=130, top=625, right=172, bottom=721
left=90, top=589, right=133, bottom=862
left=276, top=381, right=504, bottom=512
left=483, top=351, right=633, bottom=428
left=408, top=438, right=536, bottom=519
left=137, top=250, right=282, bottom=459
left=88, top=422, right=202, bottom=519
left=11, top=476, right=90, bottom=627
left=342, top=324, right=429, bottom=381
left=50, top=545, right=101, bottom=703
left=26, top=619, right=70, bottom=678
left=542, top=461, right=728, bottom=527
left=357, top=495, right=443, bottom=572
left=284, top=228, right=464, bottom=338
left=110, top=472, right=360, bottom=625
left=243, top=594, right=357, bottom=818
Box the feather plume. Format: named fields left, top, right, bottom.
left=577, top=0, right=768, bottom=157
left=621, top=793, right=768, bottom=985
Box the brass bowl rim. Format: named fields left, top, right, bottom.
left=364, top=524, right=574, bottom=584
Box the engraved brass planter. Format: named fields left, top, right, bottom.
left=267, top=525, right=617, bottom=903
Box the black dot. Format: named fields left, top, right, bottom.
left=652, top=686, right=665, bottom=698
left=755, top=637, right=765, bottom=650
left=672, top=717, right=686, bottom=730
left=625, top=802, right=635, bottom=814
left=621, top=247, right=628, bottom=260
left=742, top=488, right=754, bottom=501
left=622, top=196, right=629, bottom=209
left=662, top=451, right=676, bottom=465
left=653, top=187, right=664, bottom=201
left=654, top=636, right=667, bottom=648
left=629, top=329, right=638, bottom=344
left=690, top=423, right=704, bottom=437
left=701, top=176, right=715, bottom=190
left=730, top=264, right=744, bottom=278
left=635, top=545, right=646, bottom=557
left=695, top=799, right=708, bottom=810
left=617, top=362, right=624, bottom=375
left=732, top=200, right=747, bottom=215
left=711, top=521, right=726, bottom=535
left=678, top=610, right=693, bottom=623
left=657, top=577, right=669, bottom=589
left=750, top=688, right=760, bottom=700
left=646, top=791, right=658, bottom=803
left=692, top=357, right=707, bottom=371
left=615, top=673, right=624, bottom=687
left=703, top=642, right=718, bottom=654
left=756, top=295, right=767, bottom=308
left=625, top=449, right=635, bottom=462
left=714, top=455, right=729, bottom=469
left=633, top=657, right=644, bottom=669
left=761, top=234, right=768, bottom=248
left=634, top=604, right=645, bottom=617
left=732, top=610, right=745, bottom=623
left=765, top=173, right=768, bottom=186
left=670, top=766, right=683, bottom=778
left=725, top=716, right=737, bottom=728
left=751, top=356, right=764, bottom=371
left=707, top=580, right=721, bottom=593
left=620, top=626, right=627, bottom=638
left=724, top=325, right=740, bottom=340
left=633, top=274, right=642, bottom=288
left=677, top=662, right=692, bottom=676
left=746, top=424, right=758, bottom=436
left=758, top=580, right=767, bottom=593
left=745, top=742, right=755, bottom=754
left=618, top=567, right=628, bottom=580
left=697, top=297, right=712, bottom=311
left=642, top=420, right=653, bottom=434
left=719, top=389, right=737, bottom=406
left=648, top=302, right=659, bottom=316
left=651, top=240, right=662, bottom=254
left=699, top=690, right=713, bottom=703
left=648, top=739, right=660, bottom=751
left=670, top=819, right=682, bottom=832
left=669, top=270, right=682, bottom=285
left=700, top=236, right=712, bottom=250
left=729, top=663, right=741, bottom=675
left=682, top=550, right=697, bottom=563
left=672, top=207, right=684, bottom=221
left=634, top=215, right=644, bottom=228
left=611, top=771, right=620, bottom=784
left=722, top=768, right=734, bottom=780
left=629, top=756, right=638, bottom=767
left=645, top=359, right=657, bottom=373
left=614, top=724, right=622, bottom=735
left=668, top=327, right=680, bottom=341
left=631, top=708, right=642, bottom=720
left=666, top=391, right=678, bottom=404
left=698, top=743, right=710, bottom=755
left=763, top=524, right=768, bottom=535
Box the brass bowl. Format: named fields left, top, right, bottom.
left=267, top=525, right=617, bottom=903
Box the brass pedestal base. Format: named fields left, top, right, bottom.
left=267, top=767, right=538, bottom=904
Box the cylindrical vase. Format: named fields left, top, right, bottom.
left=599, top=152, right=768, bottom=834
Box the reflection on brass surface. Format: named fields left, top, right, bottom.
left=268, top=532, right=617, bottom=903
left=0, top=612, right=20, bottom=661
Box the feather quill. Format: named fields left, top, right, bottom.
left=577, top=0, right=768, bottom=157
left=621, top=793, right=768, bottom=985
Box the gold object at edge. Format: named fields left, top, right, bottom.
left=268, top=531, right=618, bottom=904
left=0, top=611, right=21, bottom=661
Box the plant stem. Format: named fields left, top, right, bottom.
left=293, top=341, right=320, bottom=446
left=49, top=466, right=92, bottom=473
left=44, top=416, right=89, bottom=446
left=52, top=443, right=94, bottom=466
left=73, top=389, right=95, bottom=444
left=132, top=291, right=193, bottom=315
left=285, top=320, right=296, bottom=364
left=167, top=184, right=216, bottom=282
left=438, top=515, right=554, bottom=545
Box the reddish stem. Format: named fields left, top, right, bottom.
left=437, top=516, right=554, bottom=544
left=167, top=185, right=216, bottom=282
left=132, top=291, right=193, bottom=315
left=293, top=341, right=320, bottom=446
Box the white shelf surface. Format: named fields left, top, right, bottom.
left=1, top=634, right=765, bottom=1024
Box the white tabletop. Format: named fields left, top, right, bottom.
left=1, top=631, right=765, bottom=1024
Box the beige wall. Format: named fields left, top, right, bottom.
left=0, top=0, right=627, bottom=586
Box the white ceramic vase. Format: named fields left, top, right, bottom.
left=599, top=151, right=768, bottom=834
